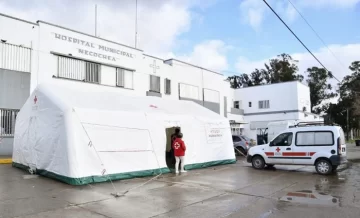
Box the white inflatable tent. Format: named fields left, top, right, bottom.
left=12, top=81, right=235, bottom=185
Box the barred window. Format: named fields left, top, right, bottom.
left=116, top=68, right=134, bottom=89
left=57, top=56, right=100, bottom=83
left=150, top=75, right=160, bottom=93
left=85, top=62, right=100, bottom=83
left=164, top=78, right=171, bottom=94
left=58, top=56, right=85, bottom=80
left=258, top=100, right=270, bottom=109
left=0, top=109, right=19, bottom=136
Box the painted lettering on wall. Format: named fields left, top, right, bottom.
left=78, top=49, right=116, bottom=61
left=205, top=127, right=224, bottom=144
left=54, top=33, right=134, bottom=61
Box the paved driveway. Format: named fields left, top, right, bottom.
left=1, top=150, right=360, bottom=218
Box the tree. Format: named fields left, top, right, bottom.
left=305, top=67, right=337, bottom=114
left=354, top=95, right=360, bottom=116
left=227, top=53, right=304, bottom=89
left=226, top=74, right=253, bottom=89
left=263, top=53, right=303, bottom=83
left=226, top=75, right=241, bottom=89
left=325, top=61, right=360, bottom=135
left=250, top=69, right=265, bottom=85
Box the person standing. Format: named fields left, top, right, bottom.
left=171, top=128, right=180, bottom=145
left=172, top=133, right=187, bottom=174
left=169, top=128, right=180, bottom=165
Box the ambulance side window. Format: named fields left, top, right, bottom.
left=272, top=132, right=293, bottom=146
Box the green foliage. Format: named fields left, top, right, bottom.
left=227, top=53, right=303, bottom=88
left=306, top=67, right=337, bottom=113
left=325, top=61, right=360, bottom=133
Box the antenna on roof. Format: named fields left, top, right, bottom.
left=95, top=4, right=98, bottom=37
left=135, top=0, right=138, bottom=48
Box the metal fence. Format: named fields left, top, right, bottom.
left=0, top=42, right=31, bottom=72
left=0, top=109, right=20, bottom=137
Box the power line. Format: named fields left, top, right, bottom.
left=262, top=0, right=341, bottom=83
left=286, top=0, right=348, bottom=74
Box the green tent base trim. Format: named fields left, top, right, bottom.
left=12, top=158, right=236, bottom=186
left=184, top=158, right=236, bottom=170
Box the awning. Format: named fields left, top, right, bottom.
left=229, top=120, right=249, bottom=124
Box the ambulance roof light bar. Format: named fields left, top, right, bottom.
left=294, top=121, right=338, bottom=127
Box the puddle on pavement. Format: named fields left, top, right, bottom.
left=279, top=189, right=340, bottom=206
left=278, top=175, right=349, bottom=207
left=23, top=175, right=39, bottom=179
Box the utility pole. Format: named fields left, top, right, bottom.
left=135, top=0, right=138, bottom=48
left=95, top=4, right=98, bottom=37
left=347, top=108, right=349, bottom=141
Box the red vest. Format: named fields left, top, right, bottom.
left=172, top=138, right=186, bottom=156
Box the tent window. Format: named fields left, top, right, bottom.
left=150, top=75, right=160, bottom=93
left=117, top=68, right=134, bottom=89
left=85, top=62, right=100, bottom=83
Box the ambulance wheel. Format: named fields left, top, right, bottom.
left=252, top=156, right=265, bottom=170
left=315, top=159, right=333, bottom=175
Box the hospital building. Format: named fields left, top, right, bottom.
left=0, top=13, right=322, bottom=156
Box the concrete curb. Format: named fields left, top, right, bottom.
left=0, top=158, right=12, bottom=164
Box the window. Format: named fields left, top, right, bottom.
left=57, top=56, right=100, bottom=83
left=85, top=62, right=100, bottom=83
left=232, top=136, right=241, bottom=142
left=58, top=56, right=86, bottom=81
left=259, top=100, right=270, bottom=109
left=272, top=132, right=293, bottom=146
left=116, top=68, right=134, bottom=89
left=164, top=78, right=171, bottom=94
left=234, top=101, right=240, bottom=109
left=150, top=75, right=160, bottom=93
left=296, top=131, right=334, bottom=146
left=249, top=102, right=252, bottom=107
left=0, top=109, right=18, bottom=136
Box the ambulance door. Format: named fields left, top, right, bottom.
left=266, top=132, right=294, bottom=165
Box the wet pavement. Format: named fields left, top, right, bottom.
left=1, top=146, right=360, bottom=218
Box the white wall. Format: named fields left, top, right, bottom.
left=296, top=82, right=311, bottom=112
left=0, top=14, right=37, bottom=48
left=141, top=55, right=174, bottom=99
left=165, top=59, right=227, bottom=114
left=0, top=69, right=30, bottom=109
left=34, top=22, right=143, bottom=93
left=0, top=14, right=38, bottom=111
left=235, top=81, right=300, bottom=115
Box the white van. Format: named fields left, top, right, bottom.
left=247, top=125, right=347, bottom=175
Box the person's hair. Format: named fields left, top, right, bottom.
left=177, top=133, right=183, bottom=138
left=175, top=128, right=180, bottom=134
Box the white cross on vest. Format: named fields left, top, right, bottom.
left=174, top=142, right=180, bottom=149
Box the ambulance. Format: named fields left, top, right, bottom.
left=246, top=125, right=347, bottom=175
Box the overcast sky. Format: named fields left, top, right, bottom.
left=1, top=0, right=360, bottom=81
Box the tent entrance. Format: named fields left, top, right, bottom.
left=165, top=127, right=180, bottom=169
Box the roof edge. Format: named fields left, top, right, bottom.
left=165, top=58, right=223, bottom=76
left=0, top=13, right=38, bottom=25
